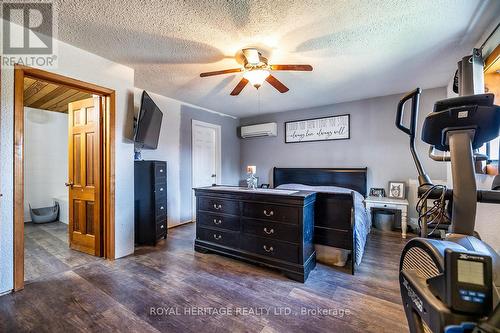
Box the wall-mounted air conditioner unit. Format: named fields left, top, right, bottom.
left=240, top=122, right=277, bottom=138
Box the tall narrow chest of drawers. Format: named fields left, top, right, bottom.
left=194, top=187, right=316, bottom=282
left=134, top=160, right=167, bottom=245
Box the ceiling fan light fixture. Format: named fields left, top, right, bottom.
left=244, top=69, right=270, bottom=88
left=200, top=48, right=312, bottom=95
left=242, top=48, right=261, bottom=65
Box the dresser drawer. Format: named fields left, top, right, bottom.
left=154, top=183, right=167, bottom=198
left=197, top=227, right=239, bottom=248
left=242, top=203, right=299, bottom=224
left=198, top=197, right=240, bottom=216
left=155, top=201, right=167, bottom=218
left=155, top=176, right=166, bottom=185
left=241, top=235, right=299, bottom=263
left=366, top=203, right=407, bottom=211
left=156, top=220, right=167, bottom=237
left=242, top=218, right=299, bottom=243
left=198, top=213, right=240, bottom=231
left=155, top=163, right=167, bottom=179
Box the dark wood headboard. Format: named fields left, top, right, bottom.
left=273, top=167, right=368, bottom=197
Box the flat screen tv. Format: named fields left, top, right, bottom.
left=135, top=91, right=163, bottom=149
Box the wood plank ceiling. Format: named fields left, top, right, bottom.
left=23, top=77, right=92, bottom=113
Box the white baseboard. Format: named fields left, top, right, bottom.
left=0, top=290, right=12, bottom=296
left=168, top=220, right=193, bottom=229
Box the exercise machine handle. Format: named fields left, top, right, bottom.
left=396, top=88, right=421, bottom=136
left=477, top=190, right=500, bottom=204
left=416, top=188, right=500, bottom=204
left=396, top=88, right=432, bottom=186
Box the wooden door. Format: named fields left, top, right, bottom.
left=67, top=97, right=102, bottom=256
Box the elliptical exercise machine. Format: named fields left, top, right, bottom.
left=396, top=89, right=500, bottom=332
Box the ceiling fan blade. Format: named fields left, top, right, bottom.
left=265, top=75, right=289, bottom=93
left=230, top=78, right=249, bottom=96
left=242, top=48, right=260, bottom=65
left=269, top=64, right=313, bottom=71
left=200, top=68, right=243, bottom=77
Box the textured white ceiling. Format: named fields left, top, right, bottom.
left=56, top=0, right=500, bottom=117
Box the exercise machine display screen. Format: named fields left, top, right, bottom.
left=457, top=259, right=484, bottom=286
left=445, top=250, right=492, bottom=315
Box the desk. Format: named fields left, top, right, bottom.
left=365, top=196, right=409, bottom=238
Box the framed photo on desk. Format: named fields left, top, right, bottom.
left=388, top=181, right=405, bottom=199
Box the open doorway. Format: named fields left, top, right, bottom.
left=13, top=65, right=116, bottom=291
left=23, top=79, right=98, bottom=282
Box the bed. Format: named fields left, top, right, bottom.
left=273, top=167, right=370, bottom=274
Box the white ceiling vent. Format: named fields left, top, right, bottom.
left=241, top=122, right=277, bottom=138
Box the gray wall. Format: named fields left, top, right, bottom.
left=239, top=87, right=448, bottom=195
left=180, top=105, right=240, bottom=222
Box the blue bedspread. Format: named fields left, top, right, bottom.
left=276, top=184, right=371, bottom=265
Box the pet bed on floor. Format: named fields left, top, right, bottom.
left=29, top=202, right=59, bottom=223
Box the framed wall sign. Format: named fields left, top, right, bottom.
left=285, top=114, right=350, bottom=143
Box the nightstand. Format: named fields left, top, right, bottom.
left=365, top=196, right=409, bottom=238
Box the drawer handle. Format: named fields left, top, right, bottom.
left=213, top=219, right=222, bottom=225
left=160, top=169, right=164, bottom=173
left=160, top=225, right=164, bottom=229
left=263, top=227, right=274, bottom=235
left=213, top=234, right=222, bottom=240
left=160, top=187, right=164, bottom=192
left=160, top=206, right=164, bottom=210
left=263, top=210, right=274, bottom=217
left=263, top=245, right=274, bottom=253
left=213, top=204, right=222, bottom=210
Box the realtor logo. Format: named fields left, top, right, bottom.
left=2, top=2, right=53, bottom=54
left=1, top=1, right=57, bottom=68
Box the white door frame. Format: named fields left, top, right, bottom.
left=191, top=120, right=222, bottom=221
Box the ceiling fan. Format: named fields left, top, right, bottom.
left=200, top=48, right=313, bottom=96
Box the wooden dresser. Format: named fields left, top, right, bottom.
left=134, top=160, right=167, bottom=245
left=194, top=187, right=316, bottom=282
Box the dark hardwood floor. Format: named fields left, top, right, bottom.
left=1, top=223, right=410, bottom=333
left=24, top=222, right=101, bottom=282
